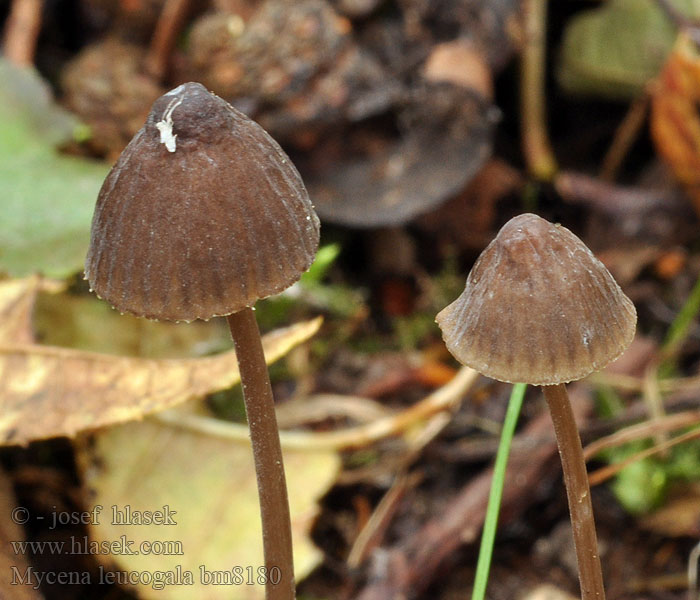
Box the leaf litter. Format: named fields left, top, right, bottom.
left=0, top=277, right=322, bottom=445
left=0, top=276, right=337, bottom=599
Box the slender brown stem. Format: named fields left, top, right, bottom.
left=543, top=384, right=606, bottom=600
left=521, top=0, right=557, bottom=181
left=227, top=307, right=295, bottom=600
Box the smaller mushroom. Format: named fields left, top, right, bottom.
left=436, top=213, right=636, bottom=600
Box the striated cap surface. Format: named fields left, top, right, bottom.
left=436, top=213, right=636, bottom=385
left=85, top=82, right=319, bottom=321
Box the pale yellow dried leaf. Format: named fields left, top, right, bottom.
left=0, top=276, right=42, bottom=344
left=522, top=585, right=577, bottom=600
left=0, top=317, right=322, bottom=446
left=79, top=418, right=339, bottom=599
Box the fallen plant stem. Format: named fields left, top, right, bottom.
left=447, top=407, right=700, bottom=465
left=347, top=412, right=455, bottom=568
left=347, top=471, right=423, bottom=569
left=599, top=93, right=649, bottom=181
left=276, top=393, right=391, bottom=429
left=592, top=371, right=700, bottom=394
left=144, top=0, right=192, bottom=80
left=521, top=0, right=557, bottom=181
left=587, top=425, right=700, bottom=486
left=583, top=409, right=700, bottom=459
left=643, top=361, right=669, bottom=454
left=156, top=366, right=478, bottom=451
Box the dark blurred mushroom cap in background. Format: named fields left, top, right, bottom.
left=85, top=82, right=320, bottom=322
left=305, top=80, right=497, bottom=227
left=61, top=38, right=164, bottom=159
left=436, top=213, right=637, bottom=385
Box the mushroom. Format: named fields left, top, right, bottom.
left=305, top=81, right=496, bottom=227
left=85, top=82, right=320, bottom=600
left=436, top=213, right=636, bottom=599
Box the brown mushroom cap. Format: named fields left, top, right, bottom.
left=436, top=213, right=636, bottom=385
left=85, top=82, right=320, bottom=322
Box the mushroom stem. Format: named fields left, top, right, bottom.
left=542, top=383, right=605, bottom=600
left=227, top=307, right=295, bottom=600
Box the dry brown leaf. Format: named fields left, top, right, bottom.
left=78, top=418, right=340, bottom=599
left=0, top=276, right=43, bottom=345
left=0, top=317, right=322, bottom=446
left=0, top=468, right=44, bottom=599
left=650, top=33, right=700, bottom=218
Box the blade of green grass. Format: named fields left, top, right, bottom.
left=471, top=382, right=527, bottom=600
left=659, top=270, right=700, bottom=376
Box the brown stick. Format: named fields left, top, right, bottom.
left=588, top=425, right=700, bottom=487
left=520, top=0, right=557, bottom=181
left=228, top=308, right=295, bottom=600
left=144, top=0, right=192, bottom=81
left=599, top=93, right=649, bottom=181
left=543, top=383, right=606, bottom=600
left=2, top=0, right=42, bottom=67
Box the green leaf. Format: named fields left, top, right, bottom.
left=611, top=455, right=668, bottom=514
left=558, top=0, right=700, bottom=99
left=0, top=59, right=108, bottom=278
left=607, top=437, right=700, bottom=515
left=299, top=243, right=341, bottom=285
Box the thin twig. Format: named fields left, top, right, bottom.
left=275, top=393, right=391, bottom=429
left=599, top=93, right=650, bottom=181
left=583, top=409, right=700, bottom=460
left=643, top=362, right=670, bottom=455
left=592, top=370, right=700, bottom=395
left=144, top=0, right=193, bottom=81
left=520, top=0, right=557, bottom=181
left=588, top=426, right=700, bottom=486
left=347, top=413, right=453, bottom=569
left=155, top=367, right=479, bottom=451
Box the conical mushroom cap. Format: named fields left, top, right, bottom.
left=85, top=82, right=319, bottom=321
left=436, top=213, right=636, bottom=385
